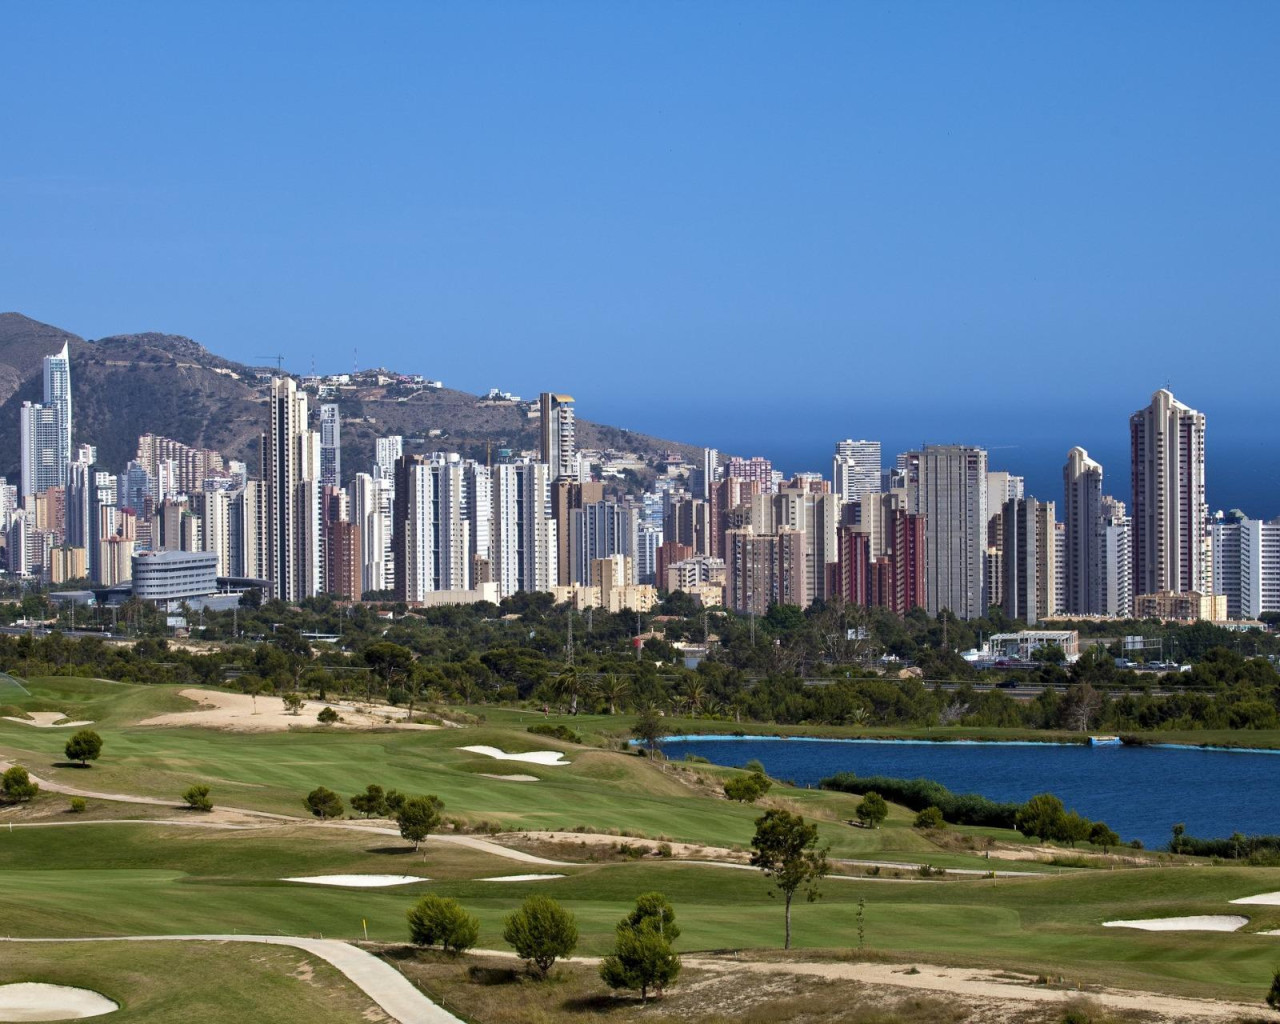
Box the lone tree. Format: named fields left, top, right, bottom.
left=855, top=791, right=888, bottom=828
left=282, top=692, right=305, bottom=715
left=503, top=895, right=578, bottom=978
left=724, top=770, right=771, bottom=803
left=398, top=795, right=444, bottom=851
left=750, top=809, right=830, bottom=949
left=1089, top=822, right=1120, bottom=854
left=914, top=806, right=945, bottom=830
left=351, top=784, right=388, bottom=818
left=304, top=786, right=344, bottom=819
left=600, top=894, right=682, bottom=1004
left=182, top=784, right=213, bottom=812
left=64, top=729, right=102, bottom=766
left=407, top=895, right=480, bottom=955
left=1, top=764, right=38, bottom=803
left=632, top=707, right=667, bottom=757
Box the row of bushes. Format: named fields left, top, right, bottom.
left=821, top=772, right=1022, bottom=828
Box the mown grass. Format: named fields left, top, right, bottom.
left=0, top=940, right=384, bottom=1023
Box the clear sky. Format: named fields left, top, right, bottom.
left=3, top=3, right=1278, bottom=508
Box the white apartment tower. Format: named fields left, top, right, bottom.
left=539, top=393, right=576, bottom=480
left=1063, top=447, right=1104, bottom=615
left=832, top=439, right=881, bottom=504
left=1130, top=389, right=1209, bottom=598
left=492, top=461, right=557, bottom=598
left=264, top=377, right=321, bottom=601
left=319, top=403, right=341, bottom=489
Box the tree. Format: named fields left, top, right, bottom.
left=363, top=642, right=415, bottom=690
left=1089, top=822, right=1120, bottom=853
left=1060, top=810, right=1092, bottom=847
left=724, top=771, right=771, bottom=803
left=914, top=806, right=945, bottom=830
left=317, top=706, right=340, bottom=724
left=282, top=692, right=305, bottom=715
left=750, top=809, right=830, bottom=949
left=351, top=784, right=388, bottom=818
left=1060, top=682, right=1103, bottom=732
left=304, top=786, right=344, bottom=819
left=1, top=764, right=38, bottom=803
left=1017, top=793, right=1066, bottom=842
left=1267, top=968, right=1280, bottom=1012
left=600, top=897, right=682, bottom=1003
left=182, top=784, right=213, bottom=811
left=407, top=895, right=480, bottom=955
left=503, top=895, right=579, bottom=978
left=855, top=791, right=888, bottom=829
left=552, top=666, right=593, bottom=716
left=1171, top=822, right=1187, bottom=855
left=398, top=795, right=444, bottom=850
left=597, top=674, right=630, bottom=715
left=632, top=707, right=667, bottom=756
left=64, top=729, right=102, bottom=766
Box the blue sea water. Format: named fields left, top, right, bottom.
left=657, top=736, right=1280, bottom=848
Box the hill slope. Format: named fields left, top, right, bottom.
left=0, top=313, right=701, bottom=479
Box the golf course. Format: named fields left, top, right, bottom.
left=2, top=675, right=1279, bottom=1023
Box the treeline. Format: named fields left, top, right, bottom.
left=1169, top=825, right=1280, bottom=863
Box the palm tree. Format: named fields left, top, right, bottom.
left=597, top=674, right=630, bottom=715
left=683, top=678, right=707, bottom=718
left=553, top=666, right=593, bottom=716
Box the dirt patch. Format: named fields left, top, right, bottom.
left=138, top=689, right=441, bottom=733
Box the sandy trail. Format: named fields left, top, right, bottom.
left=138, top=688, right=440, bottom=733
left=0, top=936, right=459, bottom=1024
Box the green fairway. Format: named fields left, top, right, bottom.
left=0, top=940, right=384, bottom=1023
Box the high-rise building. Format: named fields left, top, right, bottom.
left=135, top=435, right=225, bottom=495
left=1101, top=496, right=1132, bottom=618
left=20, top=402, right=63, bottom=498
left=832, top=440, right=881, bottom=504
left=724, top=456, right=773, bottom=493
left=553, top=479, right=604, bottom=586
left=491, top=461, right=557, bottom=598
left=263, top=377, right=321, bottom=602
left=1211, top=511, right=1245, bottom=619
left=724, top=528, right=805, bottom=615
left=319, top=404, right=341, bottom=489
left=539, top=393, right=576, bottom=480
left=1130, top=389, right=1209, bottom=598
left=572, top=501, right=632, bottom=586
left=374, top=436, right=403, bottom=480
left=1239, top=517, right=1280, bottom=620
left=1063, top=448, right=1104, bottom=615
left=921, top=445, right=988, bottom=619
left=392, top=454, right=476, bottom=601
left=43, top=342, right=72, bottom=481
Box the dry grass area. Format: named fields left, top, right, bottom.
left=382, top=950, right=1162, bottom=1024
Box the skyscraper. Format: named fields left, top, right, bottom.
left=539, top=393, right=576, bottom=480
left=1101, top=496, right=1133, bottom=618
left=1063, top=447, right=1104, bottom=615
left=43, top=342, right=72, bottom=479
left=832, top=440, right=881, bottom=504
left=263, top=377, right=321, bottom=602
left=319, top=404, right=341, bottom=489
left=1130, top=389, right=1209, bottom=598
left=921, top=444, right=988, bottom=619
left=491, top=461, right=557, bottom=598
left=19, top=402, right=62, bottom=498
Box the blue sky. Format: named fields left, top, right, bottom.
left=3, top=3, right=1278, bottom=507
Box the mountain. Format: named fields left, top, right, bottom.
left=0, top=313, right=702, bottom=481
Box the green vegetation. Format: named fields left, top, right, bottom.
left=350, top=783, right=388, bottom=818
left=723, top=770, right=771, bottom=803
left=407, top=894, right=480, bottom=954
left=855, top=791, right=889, bottom=828
left=529, top=722, right=582, bottom=744
left=750, top=810, right=830, bottom=950
left=914, top=806, right=945, bottom=830
left=181, top=784, right=212, bottom=811
left=824, top=772, right=1022, bottom=828
left=398, top=794, right=444, bottom=850
left=1, top=763, right=38, bottom=802
left=304, top=786, right=343, bottom=819
left=503, top=895, right=579, bottom=977
left=69, top=795, right=86, bottom=813
left=599, top=892, right=682, bottom=1003
left=64, top=727, right=102, bottom=765
left=317, top=706, right=339, bottom=724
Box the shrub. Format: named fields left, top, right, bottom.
left=913, top=805, right=945, bottom=830
left=304, top=786, right=344, bottom=818
left=823, top=772, right=1021, bottom=828
left=317, top=706, right=340, bottom=724
left=69, top=797, right=87, bottom=814
left=1, top=764, right=38, bottom=803
left=182, top=784, right=213, bottom=812
left=351, top=784, right=388, bottom=818
left=407, top=895, right=480, bottom=954
left=503, top=896, right=578, bottom=978
left=744, top=759, right=767, bottom=774
left=528, top=723, right=581, bottom=744
left=724, top=772, right=772, bottom=803
left=64, top=729, right=102, bottom=765
left=855, top=791, right=888, bottom=828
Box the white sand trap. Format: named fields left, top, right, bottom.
left=458, top=745, right=569, bottom=765
left=283, top=874, right=429, bottom=888
left=2, top=712, right=94, bottom=729
left=1103, top=915, right=1248, bottom=932
left=478, top=773, right=539, bottom=782
left=1231, top=891, right=1280, bottom=905
left=0, top=982, right=118, bottom=1020
left=478, top=874, right=565, bottom=882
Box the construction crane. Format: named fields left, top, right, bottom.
left=257, top=354, right=286, bottom=372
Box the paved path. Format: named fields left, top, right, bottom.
left=0, top=935, right=460, bottom=1024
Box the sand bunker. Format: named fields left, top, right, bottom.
left=1, top=712, right=94, bottom=729
left=478, top=773, right=539, bottom=782
left=478, top=874, right=565, bottom=882
left=1103, top=915, right=1247, bottom=932
left=0, top=982, right=118, bottom=1021
left=139, top=688, right=439, bottom=734
left=282, top=874, right=429, bottom=887
left=1231, top=892, right=1280, bottom=905
left=458, top=745, right=569, bottom=765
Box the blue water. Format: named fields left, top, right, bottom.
left=657, top=736, right=1280, bottom=848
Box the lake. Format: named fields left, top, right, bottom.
left=656, top=735, right=1280, bottom=848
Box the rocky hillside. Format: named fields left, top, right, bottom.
left=0, top=313, right=701, bottom=480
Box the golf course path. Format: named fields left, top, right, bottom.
left=682, top=955, right=1264, bottom=1022
left=0, top=935, right=459, bottom=1024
